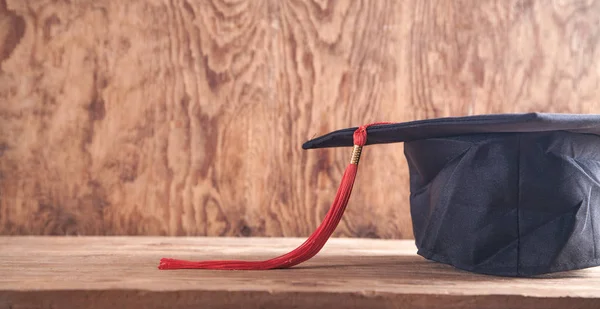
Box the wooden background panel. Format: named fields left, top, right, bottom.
left=0, top=0, right=599, bottom=238
left=506, top=0, right=600, bottom=113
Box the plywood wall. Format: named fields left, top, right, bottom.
left=1, top=0, right=599, bottom=237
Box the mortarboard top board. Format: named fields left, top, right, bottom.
left=301, top=112, right=600, bottom=148
left=159, top=113, right=600, bottom=277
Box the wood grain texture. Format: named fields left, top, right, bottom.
left=1, top=0, right=600, bottom=237
left=2, top=236, right=600, bottom=309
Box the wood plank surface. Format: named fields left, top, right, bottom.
left=1, top=0, right=600, bottom=238
left=1, top=237, right=600, bottom=309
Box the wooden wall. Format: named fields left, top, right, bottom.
left=1, top=0, right=599, bottom=237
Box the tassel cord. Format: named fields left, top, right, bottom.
left=158, top=122, right=391, bottom=270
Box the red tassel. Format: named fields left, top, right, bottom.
left=158, top=122, right=390, bottom=270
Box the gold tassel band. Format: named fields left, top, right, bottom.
left=350, top=145, right=363, bottom=165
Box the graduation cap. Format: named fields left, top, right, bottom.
left=159, top=113, right=600, bottom=277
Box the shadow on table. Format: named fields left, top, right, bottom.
left=292, top=255, right=599, bottom=281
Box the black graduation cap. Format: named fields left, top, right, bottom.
left=304, top=113, right=600, bottom=277
left=160, top=113, right=600, bottom=277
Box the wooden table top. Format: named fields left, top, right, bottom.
left=1, top=236, right=600, bottom=309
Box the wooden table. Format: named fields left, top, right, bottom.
left=1, top=237, right=600, bottom=309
